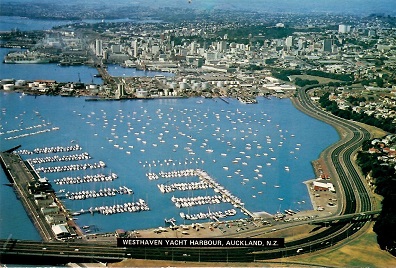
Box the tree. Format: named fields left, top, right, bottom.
left=376, top=77, right=384, bottom=87
left=361, top=80, right=370, bottom=86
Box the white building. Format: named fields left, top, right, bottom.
left=52, top=224, right=70, bottom=239
left=338, top=24, right=351, bottom=34
left=136, top=89, right=148, bottom=98
left=132, top=40, right=139, bottom=57
left=95, top=39, right=103, bottom=56
left=285, top=36, right=293, bottom=49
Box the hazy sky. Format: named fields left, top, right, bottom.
left=4, top=0, right=396, bottom=15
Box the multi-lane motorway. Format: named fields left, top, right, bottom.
left=0, top=86, right=377, bottom=265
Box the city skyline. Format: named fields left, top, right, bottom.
left=0, top=1, right=395, bottom=266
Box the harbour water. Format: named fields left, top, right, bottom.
left=0, top=48, right=173, bottom=84
left=0, top=16, right=161, bottom=32
left=0, top=48, right=104, bottom=84
left=0, top=92, right=339, bottom=240
left=0, top=16, right=339, bottom=240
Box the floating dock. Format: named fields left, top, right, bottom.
left=195, top=169, right=255, bottom=218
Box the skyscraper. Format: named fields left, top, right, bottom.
left=217, top=41, right=227, bottom=52
left=190, top=41, right=197, bottom=55
left=132, top=40, right=139, bottom=58
left=285, top=36, right=293, bottom=49
left=95, top=39, right=103, bottom=57
left=323, top=39, right=333, bottom=52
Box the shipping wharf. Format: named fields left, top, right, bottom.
left=0, top=147, right=84, bottom=242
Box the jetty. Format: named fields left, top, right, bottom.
left=196, top=169, right=255, bottom=218
left=149, top=168, right=255, bottom=220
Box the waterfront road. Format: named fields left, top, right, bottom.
left=0, top=152, right=56, bottom=241
left=293, top=85, right=373, bottom=216
left=0, top=86, right=377, bottom=264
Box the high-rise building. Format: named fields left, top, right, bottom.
left=323, top=39, right=333, bottom=52
left=298, top=39, right=306, bottom=50
left=132, top=40, right=139, bottom=58
left=117, top=83, right=126, bottom=98
left=190, top=41, right=197, bottom=55
left=338, top=24, right=351, bottom=33
left=285, top=36, right=293, bottom=50
left=95, top=39, right=103, bottom=57
left=217, top=41, right=227, bottom=52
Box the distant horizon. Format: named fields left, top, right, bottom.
left=2, top=0, right=396, bottom=16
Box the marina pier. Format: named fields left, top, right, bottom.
left=195, top=169, right=255, bottom=219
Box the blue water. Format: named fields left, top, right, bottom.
left=0, top=48, right=103, bottom=84
left=0, top=16, right=76, bottom=32
left=0, top=16, right=339, bottom=239
left=0, top=92, right=339, bottom=239
left=0, top=16, right=162, bottom=32
left=0, top=48, right=173, bottom=83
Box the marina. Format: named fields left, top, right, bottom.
left=53, top=173, right=118, bottom=185
left=64, top=186, right=133, bottom=200
left=33, top=161, right=106, bottom=173
left=149, top=167, right=254, bottom=219
left=0, top=93, right=339, bottom=238
left=26, top=152, right=91, bottom=164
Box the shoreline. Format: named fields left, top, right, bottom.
left=1, top=91, right=341, bottom=242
